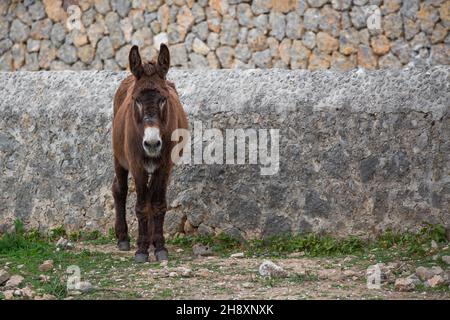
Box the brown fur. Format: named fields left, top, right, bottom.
left=111, top=44, right=188, bottom=260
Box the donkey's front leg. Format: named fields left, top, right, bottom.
left=149, top=168, right=170, bottom=261
left=134, top=174, right=152, bottom=263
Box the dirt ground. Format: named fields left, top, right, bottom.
left=71, top=243, right=450, bottom=300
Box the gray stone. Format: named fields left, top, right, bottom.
left=252, top=49, right=272, bottom=68
left=0, top=17, right=8, bottom=40
left=259, top=260, right=287, bottom=278
left=50, top=23, right=66, bottom=47
left=0, top=39, right=12, bottom=56
left=192, top=3, right=206, bottom=23
left=57, top=44, right=77, bottom=64
left=216, top=46, right=234, bottom=68
left=115, top=44, right=132, bottom=68
left=269, top=11, right=286, bottom=41
left=95, top=0, right=111, bottom=14
left=0, top=269, right=10, bottom=285
left=29, top=1, right=46, bottom=21
left=302, top=31, right=316, bottom=49
left=253, top=14, right=268, bottom=32
left=251, top=0, right=272, bottom=15
left=97, top=37, right=114, bottom=60
left=192, top=21, right=209, bottom=41
left=111, top=0, right=131, bottom=18
left=304, top=8, right=320, bottom=31
left=235, top=43, right=251, bottom=62
left=10, top=19, right=30, bottom=43
left=207, top=32, right=220, bottom=50
left=237, top=3, right=253, bottom=27
left=30, top=19, right=53, bottom=40
left=286, top=12, right=303, bottom=39
left=24, top=52, right=39, bottom=71
left=220, top=16, right=239, bottom=46
left=170, top=43, right=188, bottom=66
left=331, top=0, right=351, bottom=11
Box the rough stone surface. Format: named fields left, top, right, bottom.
left=0, top=68, right=449, bottom=239
left=0, top=1, right=449, bottom=71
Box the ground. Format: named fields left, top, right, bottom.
left=1, top=225, right=449, bottom=300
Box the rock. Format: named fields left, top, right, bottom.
left=26, top=39, right=40, bottom=53
left=290, top=40, right=310, bottom=69
left=5, top=275, right=24, bottom=289
left=78, top=281, right=93, bottom=293
left=384, top=13, right=403, bottom=40
left=431, top=23, right=448, bottom=44
left=95, top=0, right=111, bottom=14
left=269, top=11, right=286, bottom=41
left=441, top=256, right=450, bottom=265
left=237, top=4, right=253, bottom=27
left=131, top=27, right=153, bottom=47
left=87, top=22, right=105, bottom=47
left=417, top=3, right=440, bottom=35
left=251, top=0, right=272, bottom=15
left=302, top=31, right=316, bottom=49
left=331, top=51, right=356, bottom=70
left=3, top=290, right=14, bottom=300
left=56, top=237, right=74, bottom=250
left=415, top=266, right=437, bottom=281
left=38, top=260, right=54, bottom=273
left=259, top=260, right=288, bottom=278
left=0, top=269, right=11, bottom=285
left=50, top=23, right=66, bottom=47
left=221, top=16, right=239, bottom=46
left=357, top=45, right=377, bottom=69
left=167, top=23, right=187, bottom=44
left=316, top=32, right=339, bottom=54
left=206, top=7, right=221, bottom=33
left=170, top=43, right=188, bottom=66
left=319, top=6, right=341, bottom=37
left=350, top=6, right=368, bottom=30
left=30, top=19, right=53, bottom=40
left=253, top=49, right=272, bottom=68
left=207, top=51, right=220, bottom=68
left=230, top=252, right=244, bottom=259
left=21, top=286, right=34, bottom=299
left=111, top=0, right=131, bottom=18
left=404, top=17, right=420, bottom=41
left=331, top=0, right=351, bottom=11
left=247, top=28, right=267, bottom=51
left=177, top=5, right=195, bottom=31
left=427, top=275, right=445, bottom=288
left=430, top=44, right=450, bottom=65
left=378, top=53, right=402, bottom=69
left=78, top=45, right=95, bottom=64
left=10, top=19, right=30, bottom=43
left=57, top=44, right=77, bottom=65
left=192, top=3, right=206, bottom=23
left=0, top=39, right=12, bottom=56
left=39, top=274, right=51, bottom=283
left=286, top=12, right=303, bottom=40
left=216, top=46, right=234, bottom=68
left=169, top=271, right=178, bottom=278
left=339, top=29, right=359, bottom=55
left=177, top=267, right=192, bottom=277
left=304, top=8, right=320, bottom=31
left=192, top=243, right=213, bottom=256
left=43, top=0, right=66, bottom=23
left=371, top=35, right=391, bottom=55
left=431, top=240, right=438, bottom=249
left=394, top=275, right=420, bottom=292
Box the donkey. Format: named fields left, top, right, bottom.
left=112, top=44, right=188, bottom=263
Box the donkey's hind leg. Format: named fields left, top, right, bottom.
left=112, top=158, right=130, bottom=251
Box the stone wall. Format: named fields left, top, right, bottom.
left=0, top=0, right=449, bottom=71
left=0, top=67, right=449, bottom=239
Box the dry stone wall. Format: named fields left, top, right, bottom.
left=0, top=0, right=449, bottom=71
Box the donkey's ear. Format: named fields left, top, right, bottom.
left=129, top=45, right=143, bottom=79
left=157, top=43, right=170, bottom=78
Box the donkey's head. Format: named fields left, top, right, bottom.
left=129, top=44, right=171, bottom=158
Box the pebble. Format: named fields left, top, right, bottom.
left=230, top=252, right=245, bottom=259
left=258, top=260, right=288, bottom=278
left=38, top=260, right=54, bottom=272
left=192, top=243, right=213, bottom=257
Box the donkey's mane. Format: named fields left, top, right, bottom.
left=142, top=61, right=157, bottom=76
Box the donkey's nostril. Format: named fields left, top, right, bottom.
left=144, top=140, right=161, bottom=149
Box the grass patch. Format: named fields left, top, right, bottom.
left=168, top=223, right=448, bottom=260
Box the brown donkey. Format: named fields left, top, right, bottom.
left=112, top=44, right=188, bottom=262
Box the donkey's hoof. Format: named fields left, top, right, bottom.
left=134, top=253, right=149, bottom=263
left=155, top=249, right=169, bottom=262
left=117, top=241, right=130, bottom=251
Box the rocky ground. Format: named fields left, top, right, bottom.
left=1, top=238, right=449, bottom=300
